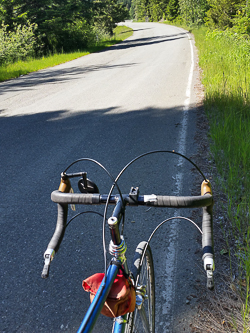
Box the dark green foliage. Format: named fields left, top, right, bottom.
left=2, top=0, right=250, bottom=61
left=204, top=0, right=250, bottom=37
left=129, top=0, right=249, bottom=35
left=178, top=0, right=209, bottom=26
left=0, top=21, right=37, bottom=64
left=121, top=0, right=132, bottom=10
left=176, top=0, right=250, bottom=35
left=148, top=0, right=166, bottom=21
left=0, top=0, right=129, bottom=55
left=94, top=0, right=129, bottom=36
left=130, top=0, right=175, bottom=22
left=166, top=0, right=179, bottom=21
left=130, top=0, right=166, bottom=22
left=205, top=0, right=243, bottom=29
left=232, top=10, right=250, bottom=36
left=130, top=0, right=148, bottom=21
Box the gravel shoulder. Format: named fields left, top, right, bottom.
left=180, top=35, right=241, bottom=333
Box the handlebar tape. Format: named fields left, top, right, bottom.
left=51, top=190, right=213, bottom=208
left=51, top=191, right=100, bottom=205
left=145, top=194, right=213, bottom=208
left=50, top=191, right=213, bottom=257
left=202, top=205, right=214, bottom=260
left=47, top=203, right=68, bottom=253
left=200, top=180, right=214, bottom=260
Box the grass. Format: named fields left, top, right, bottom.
left=0, top=52, right=90, bottom=82
left=192, top=27, right=250, bottom=331
left=0, top=25, right=133, bottom=82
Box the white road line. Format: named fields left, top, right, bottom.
left=179, top=32, right=194, bottom=157
left=160, top=31, right=195, bottom=333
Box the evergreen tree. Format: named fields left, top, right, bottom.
left=179, top=0, right=208, bottom=25
left=94, top=0, right=129, bottom=35
left=121, top=0, right=132, bottom=10
left=166, top=0, right=179, bottom=21
left=205, top=0, right=243, bottom=29
left=148, top=0, right=165, bottom=21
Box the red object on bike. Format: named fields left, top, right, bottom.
left=82, top=271, right=136, bottom=318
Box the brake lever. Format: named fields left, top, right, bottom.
left=204, top=257, right=215, bottom=290
left=41, top=249, right=55, bottom=279
left=206, top=269, right=214, bottom=290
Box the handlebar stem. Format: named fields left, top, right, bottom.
left=108, top=217, right=121, bottom=245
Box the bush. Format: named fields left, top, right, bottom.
left=43, top=19, right=96, bottom=53
left=205, top=0, right=243, bottom=30
left=232, top=11, right=250, bottom=37
left=0, top=22, right=37, bottom=65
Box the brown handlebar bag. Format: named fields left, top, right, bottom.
left=82, top=271, right=136, bottom=318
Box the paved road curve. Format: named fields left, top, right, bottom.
left=0, top=22, right=203, bottom=332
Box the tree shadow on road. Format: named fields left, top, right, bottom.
left=0, top=101, right=205, bottom=333
left=0, top=31, right=187, bottom=95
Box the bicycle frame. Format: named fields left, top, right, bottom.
left=78, top=197, right=131, bottom=333
left=77, top=264, right=127, bottom=333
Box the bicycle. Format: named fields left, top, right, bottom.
left=41, top=150, right=215, bottom=333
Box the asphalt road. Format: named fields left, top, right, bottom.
left=0, top=22, right=205, bottom=332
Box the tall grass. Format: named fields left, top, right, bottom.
left=193, top=27, right=250, bottom=330
left=0, top=25, right=133, bottom=82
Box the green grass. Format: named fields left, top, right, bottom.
left=0, top=52, right=90, bottom=82
left=0, top=25, right=133, bottom=82
left=193, top=27, right=250, bottom=331
left=162, top=19, right=193, bottom=33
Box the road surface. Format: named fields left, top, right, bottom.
left=0, top=22, right=204, bottom=332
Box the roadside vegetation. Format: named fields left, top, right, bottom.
left=0, top=25, right=133, bottom=82
left=0, top=0, right=129, bottom=55
left=0, top=0, right=131, bottom=81
left=193, top=27, right=250, bottom=332
left=128, top=0, right=250, bottom=331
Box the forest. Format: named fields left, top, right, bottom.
left=1, top=0, right=250, bottom=64
left=128, top=0, right=250, bottom=34
left=0, top=0, right=129, bottom=64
